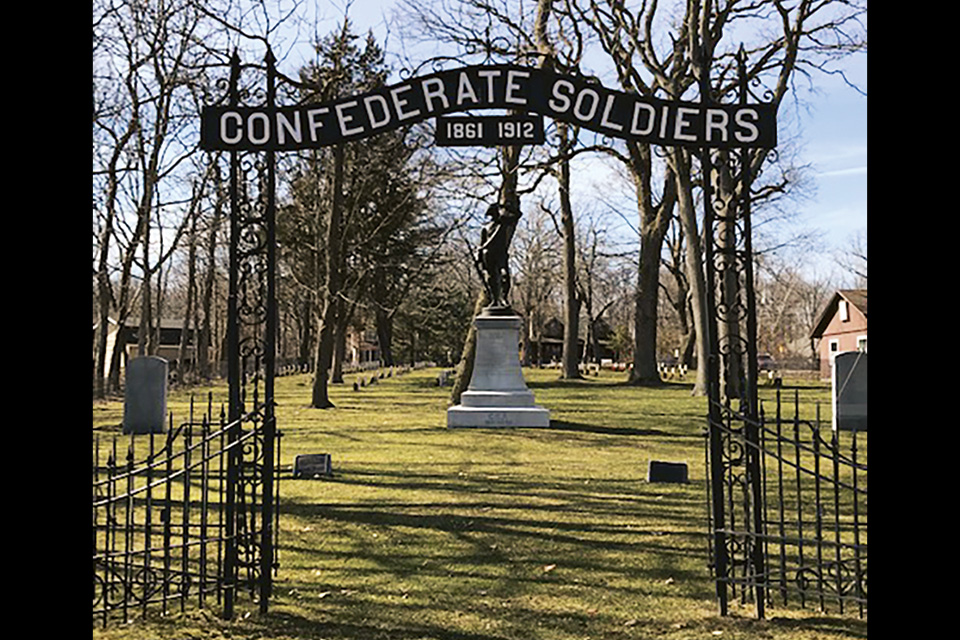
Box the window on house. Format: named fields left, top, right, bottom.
left=857, top=336, right=867, bottom=352
left=839, top=299, right=849, bottom=322
left=829, top=339, right=839, bottom=359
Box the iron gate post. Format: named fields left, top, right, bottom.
left=259, top=46, right=278, bottom=613
left=220, top=47, right=280, bottom=619
left=223, top=49, right=242, bottom=621
left=702, top=46, right=769, bottom=620
left=700, top=60, right=729, bottom=613
left=738, top=48, right=767, bottom=619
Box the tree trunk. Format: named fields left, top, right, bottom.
left=520, top=311, right=532, bottom=366
left=94, top=286, right=112, bottom=398
left=631, top=226, right=666, bottom=384
left=107, top=319, right=127, bottom=391
left=715, top=152, right=742, bottom=401
left=558, top=123, right=582, bottom=380
left=138, top=212, right=151, bottom=358
left=178, top=201, right=198, bottom=382
left=311, top=144, right=345, bottom=409
left=626, top=142, right=676, bottom=385
left=197, top=176, right=223, bottom=381
left=672, top=149, right=709, bottom=395
left=332, top=297, right=357, bottom=383
left=297, top=292, right=314, bottom=370
left=332, top=315, right=347, bottom=383
left=376, top=305, right=395, bottom=367
left=534, top=0, right=581, bottom=380
left=450, top=291, right=488, bottom=405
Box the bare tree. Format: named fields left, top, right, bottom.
left=93, top=0, right=296, bottom=395
left=399, top=0, right=592, bottom=381
left=512, top=201, right=562, bottom=366
left=93, top=0, right=212, bottom=394
left=569, top=0, right=866, bottom=394
left=573, top=208, right=628, bottom=366
left=835, top=229, right=867, bottom=287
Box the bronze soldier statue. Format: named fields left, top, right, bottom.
left=476, top=199, right=522, bottom=313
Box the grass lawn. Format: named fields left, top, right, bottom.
left=92, top=367, right=866, bottom=640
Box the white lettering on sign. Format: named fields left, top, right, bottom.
left=600, top=94, right=623, bottom=131
left=735, top=108, right=760, bottom=143
left=276, top=111, right=302, bottom=145
left=573, top=88, right=600, bottom=121
left=674, top=107, right=699, bottom=142
left=631, top=103, right=656, bottom=135
left=335, top=100, right=364, bottom=136
left=549, top=79, right=575, bottom=112
left=457, top=72, right=479, bottom=105
left=391, top=85, right=420, bottom=120
left=705, top=109, right=729, bottom=143
left=658, top=105, right=670, bottom=139
left=248, top=112, right=270, bottom=144
left=505, top=70, right=529, bottom=105
left=364, top=94, right=391, bottom=129
left=220, top=112, right=243, bottom=144
left=446, top=120, right=483, bottom=139
left=306, top=107, right=330, bottom=142
left=498, top=120, right=537, bottom=139
left=477, top=69, right=501, bottom=103
left=201, top=64, right=776, bottom=150
left=422, top=78, right=450, bottom=112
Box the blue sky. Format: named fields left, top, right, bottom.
left=283, top=0, right=866, bottom=281
left=798, top=56, right=867, bottom=277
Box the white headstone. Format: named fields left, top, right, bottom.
left=832, top=351, right=867, bottom=431
left=122, top=356, right=168, bottom=434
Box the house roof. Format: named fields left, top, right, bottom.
left=810, top=289, right=867, bottom=339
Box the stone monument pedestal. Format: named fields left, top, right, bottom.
left=447, top=313, right=550, bottom=428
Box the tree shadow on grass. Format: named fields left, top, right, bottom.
left=525, top=377, right=698, bottom=392
left=534, top=419, right=670, bottom=437
left=253, top=610, right=519, bottom=640
left=525, top=377, right=626, bottom=390
left=512, top=419, right=705, bottom=440
left=767, top=615, right=868, bottom=639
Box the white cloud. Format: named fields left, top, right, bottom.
left=817, top=166, right=867, bottom=178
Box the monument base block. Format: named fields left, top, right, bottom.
left=447, top=404, right=551, bottom=428
left=447, top=313, right=550, bottom=428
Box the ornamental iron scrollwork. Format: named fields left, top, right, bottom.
left=702, top=49, right=869, bottom=623
left=222, top=48, right=280, bottom=621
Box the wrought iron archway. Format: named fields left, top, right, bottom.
left=93, top=41, right=841, bottom=625
left=207, top=45, right=787, bottom=619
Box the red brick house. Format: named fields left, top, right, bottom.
left=810, top=289, right=867, bottom=379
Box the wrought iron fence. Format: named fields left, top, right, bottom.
left=92, top=396, right=281, bottom=626
left=706, top=389, right=867, bottom=618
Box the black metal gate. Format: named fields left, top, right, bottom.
left=702, top=52, right=867, bottom=619
left=92, top=51, right=281, bottom=625
left=92, top=398, right=281, bottom=625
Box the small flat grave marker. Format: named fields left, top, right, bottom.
left=294, top=453, right=332, bottom=478
left=647, top=460, right=688, bottom=484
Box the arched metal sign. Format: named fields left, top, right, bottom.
left=201, top=63, right=776, bottom=151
